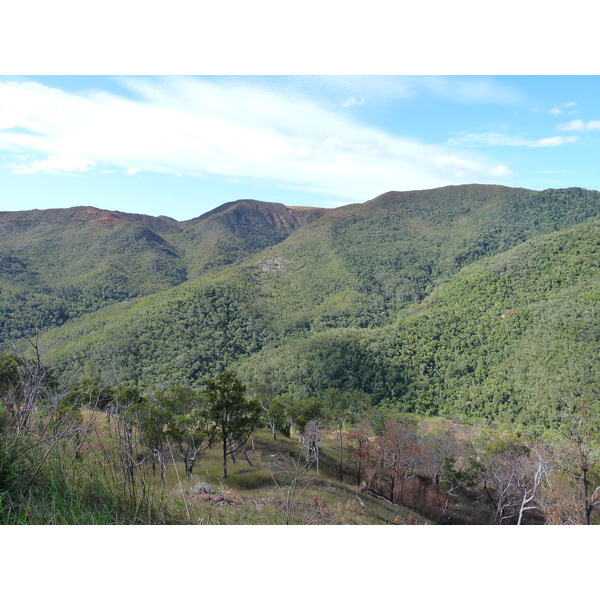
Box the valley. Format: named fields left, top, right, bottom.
left=1, top=184, right=599, bottom=524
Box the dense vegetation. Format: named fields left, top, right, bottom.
left=0, top=201, right=325, bottom=341
left=1, top=184, right=600, bottom=524
left=1, top=345, right=597, bottom=524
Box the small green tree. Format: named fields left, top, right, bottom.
left=165, top=386, right=211, bottom=480
left=289, top=396, right=325, bottom=433
left=204, top=371, right=261, bottom=478
left=262, top=395, right=291, bottom=439
left=137, top=390, right=175, bottom=483
left=246, top=368, right=291, bottom=439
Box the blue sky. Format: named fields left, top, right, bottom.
left=1, top=75, right=599, bottom=221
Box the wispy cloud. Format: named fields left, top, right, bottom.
left=303, top=75, right=523, bottom=106
left=548, top=101, right=577, bottom=116
left=415, top=76, right=523, bottom=105
left=557, top=119, right=600, bottom=132
left=0, top=78, right=512, bottom=201
left=9, top=155, right=96, bottom=174
left=529, top=136, right=578, bottom=147
left=341, top=97, right=365, bottom=108
left=449, top=131, right=578, bottom=148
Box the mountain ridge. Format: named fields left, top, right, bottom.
left=2, top=183, right=600, bottom=428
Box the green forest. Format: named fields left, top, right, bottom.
left=1, top=184, right=599, bottom=524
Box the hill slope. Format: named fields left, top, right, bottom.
left=0, top=201, right=326, bottom=340
left=2, top=184, right=593, bottom=421
left=2, top=184, right=600, bottom=428
left=233, top=218, right=600, bottom=430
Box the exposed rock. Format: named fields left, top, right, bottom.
left=190, top=482, right=213, bottom=496
left=189, top=483, right=241, bottom=506
left=258, top=256, right=289, bottom=271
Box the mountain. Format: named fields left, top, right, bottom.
left=177, top=200, right=327, bottom=277
left=0, top=201, right=327, bottom=340
left=2, top=184, right=600, bottom=427
left=239, top=217, right=600, bottom=430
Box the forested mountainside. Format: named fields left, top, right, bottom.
left=239, top=219, right=600, bottom=431
left=0, top=201, right=327, bottom=339
left=3, top=183, right=600, bottom=526
left=2, top=184, right=600, bottom=429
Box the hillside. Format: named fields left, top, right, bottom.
left=238, top=218, right=600, bottom=429
left=3, top=184, right=600, bottom=527
left=0, top=201, right=326, bottom=340
left=2, top=184, right=600, bottom=430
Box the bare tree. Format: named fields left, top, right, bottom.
left=269, top=448, right=316, bottom=524
left=477, top=434, right=547, bottom=525
left=9, top=333, right=59, bottom=435
left=347, top=417, right=375, bottom=486
left=558, top=402, right=600, bottom=525
left=537, top=404, right=600, bottom=525
left=302, top=419, right=322, bottom=477
left=0, top=339, right=88, bottom=498
left=105, top=386, right=147, bottom=490
left=516, top=449, right=549, bottom=525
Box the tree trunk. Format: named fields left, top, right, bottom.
left=517, top=489, right=528, bottom=525
left=182, top=448, right=195, bottom=480
left=185, top=457, right=195, bottom=480
left=338, top=425, right=344, bottom=482
left=242, top=442, right=253, bottom=466
left=583, top=467, right=591, bottom=525
left=316, top=447, right=320, bottom=477
left=229, top=440, right=238, bottom=464
left=223, top=438, right=228, bottom=478
left=158, top=449, right=166, bottom=483
left=123, top=426, right=135, bottom=488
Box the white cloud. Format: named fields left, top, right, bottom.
left=528, top=136, right=578, bottom=147
left=449, top=131, right=578, bottom=148
left=432, top=153, right=513, bottom=178
left=548, top=101, right=577, bottom=116
left=9, top=155, right=95, bottom=174
left=308, top=75, right=522, bottom=106
left=341, top=97, right=365, bottom=108
left=557, top=119, right=600, bottom=132
left=125, top=167, right=141, bottom=176
left=0, top=78, right=512, bottom=201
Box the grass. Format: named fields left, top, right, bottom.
left=154, top=429, right=428, bottom=525
left=1, top=406, right=429, bottom=525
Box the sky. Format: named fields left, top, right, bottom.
left=2, top=75, right=600, bottom=221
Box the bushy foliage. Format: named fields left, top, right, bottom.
left=2, top=185, right=600, bottom=433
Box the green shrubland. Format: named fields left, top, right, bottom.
left=2, top=184, right=600, bottom=524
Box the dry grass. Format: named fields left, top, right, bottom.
left=6, top=409, right=428, bottom=525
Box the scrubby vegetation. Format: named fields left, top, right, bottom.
left=2, top=184, right=600, bottom=524
left=1, top=339, right=598, bottom=525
